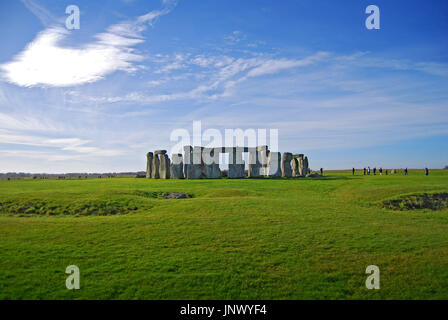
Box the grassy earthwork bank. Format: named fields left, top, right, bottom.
left=0, top=170, right=447, bottom=299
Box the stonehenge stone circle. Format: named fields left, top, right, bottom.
left=145, top=145, right=310, bottom=180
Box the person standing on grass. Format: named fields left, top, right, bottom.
left=386, top=169, right=388, bottom=175
left=368, top=167, right=371, bottom=175
left=320, top=168, right=323, bottom=176
left=352, top=168, right=355, bottom=175
left=373, top=167, right=376, bottom=175
left=425, top=168, right=429, bottom=176
left=379, top=168, right=383, bottom=175
left=405, top=168, right=408, bottom=175
left=364, top=168, right=366, bottom=175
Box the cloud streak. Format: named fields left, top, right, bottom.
left=0, top=0, right=178, bottom=87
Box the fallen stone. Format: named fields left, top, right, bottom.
left=162, top=192, right=192, bottom=199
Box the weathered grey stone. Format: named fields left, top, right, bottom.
left=183, top=145, right=192, bottom=178
left=170, top=154, right=184, bottom=179
left=152, top=154, right=160, bottom=179
left=159, top=154, right=171, bottom=179
left=268, top=152, right=282, bottom=177
left=163, top=192, right=191, bottom=199
left=228, top=147, right=245, bottom=178
left=146, top=152, right=153, bottom=178
left=183, top=146, right=203, bottom=179
left=296, top=154, right=305, bottom=176
left=203, top=148, right=221, bottom=179
left=248, top=148, right=261, bottom=178
left=291, top=158, right=299, bottom=177
left=259, top=147, right=270, bottom=176
left=154, top=150, right=167, bottom=155
left=307, top=173, right=321, bottom=178
left=281, top=152, right=293, bottom=177
left=303, top=156, right=309, bottom=176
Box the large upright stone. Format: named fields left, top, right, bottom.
left=184, top=146, right=203, bottom=179
left=291, top=157, right=299, bottom=177
left=203, top=148, right=221, bottom=179
left=268, top=152, right=282, bottom=177
left=257, top=146, right=269, bottom=177
left=303, top=156, right=309, bottom=176
left=170, top=153, right=184, bottom=179
left=248, top=148, right=261, bottom=178
left=159, top=154, right=170, bottom=179
left=281, top=152, right=293, bottom=177
left=146, top=152, right=153, bottom=178
left=183, top=146, right=192, bottom=179
left=296, top=154, right=305, bottom=177
left=228, top=147, right=245, bottom=179
left=152, top=154, right=160, bottom=179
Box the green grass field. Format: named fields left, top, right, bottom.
left=1, top=170, right=447, bottom=299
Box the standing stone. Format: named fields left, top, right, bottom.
left=228, top=147, right=245, bottom=179
left=303, top=156, right=309, bottom=176
left=170, top=154, right=184, bottom=179
left=184, top=146, right=203, bottom=179
left=297, top=154, right=305, bottom=177
left=291, top=157, right=299, bottom=177
left=183, top=146, right=192, bottom=179
left=281, top=152, right=293, bottom=177
left=159, top=154, right=171, bottom=179
left=248, top=147, right=261, bottom=178
left=203, top=148, right=221, bottom=179
left=152, top=154, right=160, bottom=179
left=146, top=152, right=153, bottom=178
left=257, top=146, right=269, bottom=176
left=268, top=152, right=282, bottom=177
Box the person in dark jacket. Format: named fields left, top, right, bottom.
left=352, top=168, right=355, bottom=175
left=425, top=168, right=429, bottom=176
left=363, top=168, right=366, bottom=175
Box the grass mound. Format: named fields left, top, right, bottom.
left=383, top=192, right=448, bottom=211
left=0, top=198, right=140, bottom=216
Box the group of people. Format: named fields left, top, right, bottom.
left=317, top=168, right=430, bottom=176
left=352, top=167, right=429, bottom=176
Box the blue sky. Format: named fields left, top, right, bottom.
left=0, top=0, right=447, bottom=172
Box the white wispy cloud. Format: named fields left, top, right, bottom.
left=0, top=130, right=122, bottom=157
left=0, top=0, right=178, bottom=87
left=68, top=51, right=330, bottom=104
